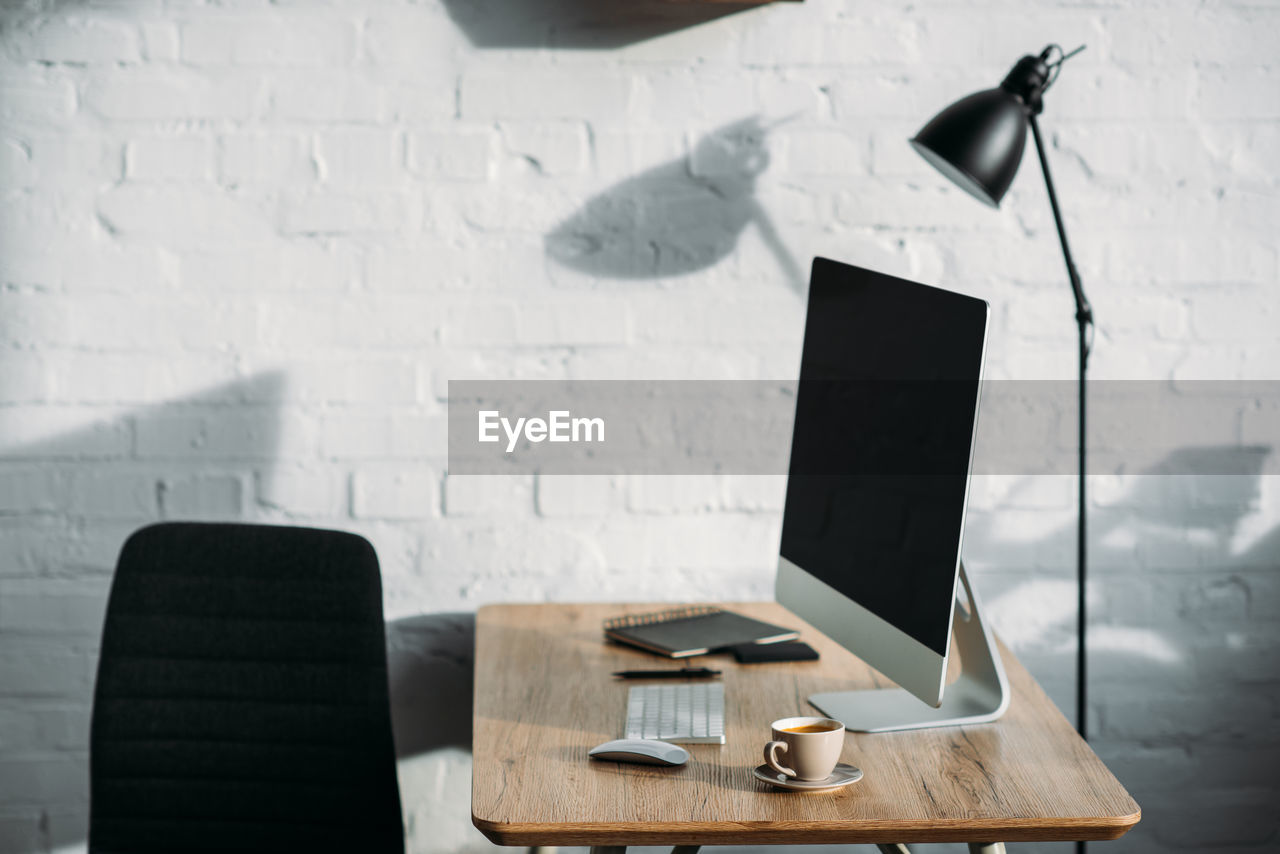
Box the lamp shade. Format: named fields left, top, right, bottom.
left=909, top=87, right=1029, bottom=208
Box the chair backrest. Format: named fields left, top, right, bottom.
left=89, top=522, right=404, bottom=853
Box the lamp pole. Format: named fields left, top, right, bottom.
left=1028, top=113, right=1093, bottom=740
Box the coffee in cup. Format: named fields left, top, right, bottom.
left=763, top=716, right=845, bottom=781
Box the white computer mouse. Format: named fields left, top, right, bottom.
left=588, top=738, right=690, bottom=766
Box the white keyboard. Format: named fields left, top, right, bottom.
left=624, top=682, right=726, bottom=744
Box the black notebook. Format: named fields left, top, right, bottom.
left=603, top=606, right=800, bottom=658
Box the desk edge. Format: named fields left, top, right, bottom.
left=472, top=807, right=1142, bottom=847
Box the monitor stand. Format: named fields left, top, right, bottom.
left=808, top=563, right=1010, bottom=732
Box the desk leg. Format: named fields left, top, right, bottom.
left=671, top=846, right=700, bottom=854
left=967, top=844, right=1006, bottom=854
left=590, top=846, right=626, bottom=854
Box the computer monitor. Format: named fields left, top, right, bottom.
left=775, top=258, right=1009, bottom=732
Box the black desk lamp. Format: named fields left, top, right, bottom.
left=909, top=45, right=1094, bottom=740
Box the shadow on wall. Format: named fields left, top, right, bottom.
left=386, top=613, right=476, bottom=757
left=978, top=446, right=1273, bottom=679
left=0, top=373, right=285, bottom=854
left=0, top=368, right=479, bottom=851
left=967, top=444, right=1279, bottom=854
left=545, top=116, right=805, bottom=293
left=440, top=0, right=761, bottom=49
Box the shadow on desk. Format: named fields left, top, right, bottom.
left=387, top=612, right=476, bottom=758
left=388, top=610, right=682, bottom=752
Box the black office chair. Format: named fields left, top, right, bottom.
left=89, top=522, right=404, bottom=853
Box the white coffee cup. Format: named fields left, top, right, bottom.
left=763, top=716, right=845, bottom=781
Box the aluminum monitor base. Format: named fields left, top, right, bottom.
left=808, top=563, right=1010, bottom=732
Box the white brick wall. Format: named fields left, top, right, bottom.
left=1, top=1, right=1277, bottom=853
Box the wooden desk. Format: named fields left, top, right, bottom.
left=472, top=603, right=1139, bottom=850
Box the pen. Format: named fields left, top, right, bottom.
left=612, top=667, right=722, bottom=679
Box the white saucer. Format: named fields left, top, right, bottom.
left=752, top=762, right=863, bottom=792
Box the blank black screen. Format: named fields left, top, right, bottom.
left=780, top=258, right=987, bottom=655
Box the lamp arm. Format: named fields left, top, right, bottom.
left=1028, top=114, right=1094, bottom=362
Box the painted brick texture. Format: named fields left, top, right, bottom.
left=1, top=2, right=1277, bottom=853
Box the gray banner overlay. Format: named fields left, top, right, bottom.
left=447, top=380, right=1278, bottom=476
